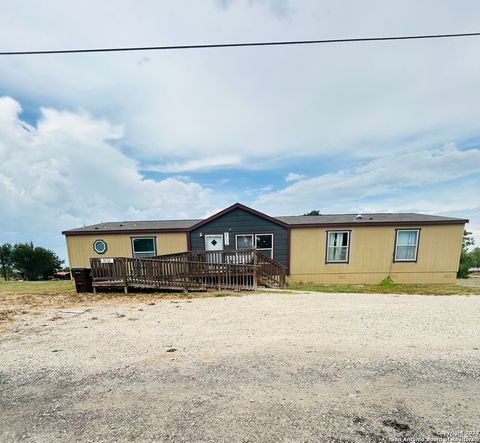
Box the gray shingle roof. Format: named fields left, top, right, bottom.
left=64, top=219, right=201, bottom=234
left=63, top=211, right=467, bottom=235
left=275, top=213, right=467, bottom=225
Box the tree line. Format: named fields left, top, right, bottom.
left=0, top=242, right=64, bottom=281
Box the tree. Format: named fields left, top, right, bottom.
left=457, top=230, right=475, bottom=278
left=471, top=247, right=480, bottom=268
left=462, top=230, right=474, bottom=249
left=0, top=243, right=13, bottom=281
left=10, top=243, right=63, bottom=280
left=304, top=210, right=321, bottom=216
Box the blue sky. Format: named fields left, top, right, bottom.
left=0, top=0, right=479, bottom=262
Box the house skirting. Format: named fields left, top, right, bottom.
left=287, top=271, right=458, bottom=285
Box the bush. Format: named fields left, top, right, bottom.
left=458, top=250, right=475, bottom=279
left=379, top=276, right=395, bottom=286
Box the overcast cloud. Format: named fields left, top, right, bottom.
left=0, top=0, right=479, bottom=259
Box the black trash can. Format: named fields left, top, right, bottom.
left=71, top=268, right=93, bottom=293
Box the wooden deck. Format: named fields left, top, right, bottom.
left=90, top=250, right=286, bottom=292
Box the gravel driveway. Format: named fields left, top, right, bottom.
left=1, top=291, right=480, bottom=442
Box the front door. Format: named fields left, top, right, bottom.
left=205, top=234, right=224, bottom=263
left=205, top=234, right=224, bottom=251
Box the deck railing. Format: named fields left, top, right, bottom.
left=254, top=251, right=287, bottom=288
left=90, top=249, right=286, bottom=292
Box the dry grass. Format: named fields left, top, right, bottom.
left=0, top=280, right=237, bottom=325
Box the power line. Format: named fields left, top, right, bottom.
left=0, top=32, right=479, bottom=56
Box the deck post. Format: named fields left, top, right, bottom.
left=123, top=257, right=128, bottom=290
left=217, top=266, right=221, bottom=291
left=253, top=251, right=258, bottom=291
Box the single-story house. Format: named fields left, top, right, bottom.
left=62, top=203, right=467, bottom=285
left=51, top=271, right=71, bottom=280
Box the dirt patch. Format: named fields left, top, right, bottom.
left=382, top=418, right=410, bottom=432
left=0, top=280, right=240, bottom=329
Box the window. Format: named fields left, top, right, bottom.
left=236, top=234, right=254, bottom=250
left=93, top=239, right=107, bottom=254
left=131, top=237, right=156, bottom=258
left=235, top=233, right=274, bottom=258
left=326, top=231, right=350, bottom=263
left=394, top=229, right=419, bottom=262
left=255, top=234, right=273, bottom=259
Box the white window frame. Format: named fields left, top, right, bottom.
left=131, top=237, right=157, bottom=258
left=255, top=233, right=274, bottom=259
left=326, top=230, right=350, bottom=263
left=204, top=234, right=224, bottom=251
left=394, top=229, right=419, bottom=262
left=235, top=234, right=254, bottom=250
left=93, top=239, right=107, bottom=254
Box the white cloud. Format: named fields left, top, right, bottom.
left=257, top=143, right=480, bottom=212
left=285, top=172, right=304, bottom=182
left=0, top=97, right=224, bottom=258
left=1, top=1, right=480, bottom=170
left=215, top=0, right=294, bottom=18
left=149, top=155, right=242, bottom=173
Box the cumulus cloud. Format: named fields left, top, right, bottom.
left=149, top=155, right=242, bottom=173
left=256, top=142, right=480, bottom=220
left=285, top=172, right=304, bottom=182
left=0, top=97, right=222, bottom=257
left=1, top=1, right=480, bottom=171
left=215, top=0, right=293, bottom=18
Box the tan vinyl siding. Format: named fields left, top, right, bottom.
left=288, top=224, right=464, bottom=284
left=66, top=232, right=188, bottom=268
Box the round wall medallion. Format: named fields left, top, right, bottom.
left=93, top=239, right=107, bottom=254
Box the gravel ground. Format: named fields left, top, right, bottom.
left=1, top=291, right=480, bottom=442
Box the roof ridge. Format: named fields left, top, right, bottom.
left=276, top=212, right=414, bottom=217
left=96, top=217, right=202, bottom=223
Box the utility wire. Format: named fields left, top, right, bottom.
left=0, top=32, right=479, bottom=56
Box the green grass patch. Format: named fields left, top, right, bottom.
left=379, top=276, right=395, bottom=286
left=0, top=279, right=76, bottom=297
left=286, top=282, right=480, bottom=296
